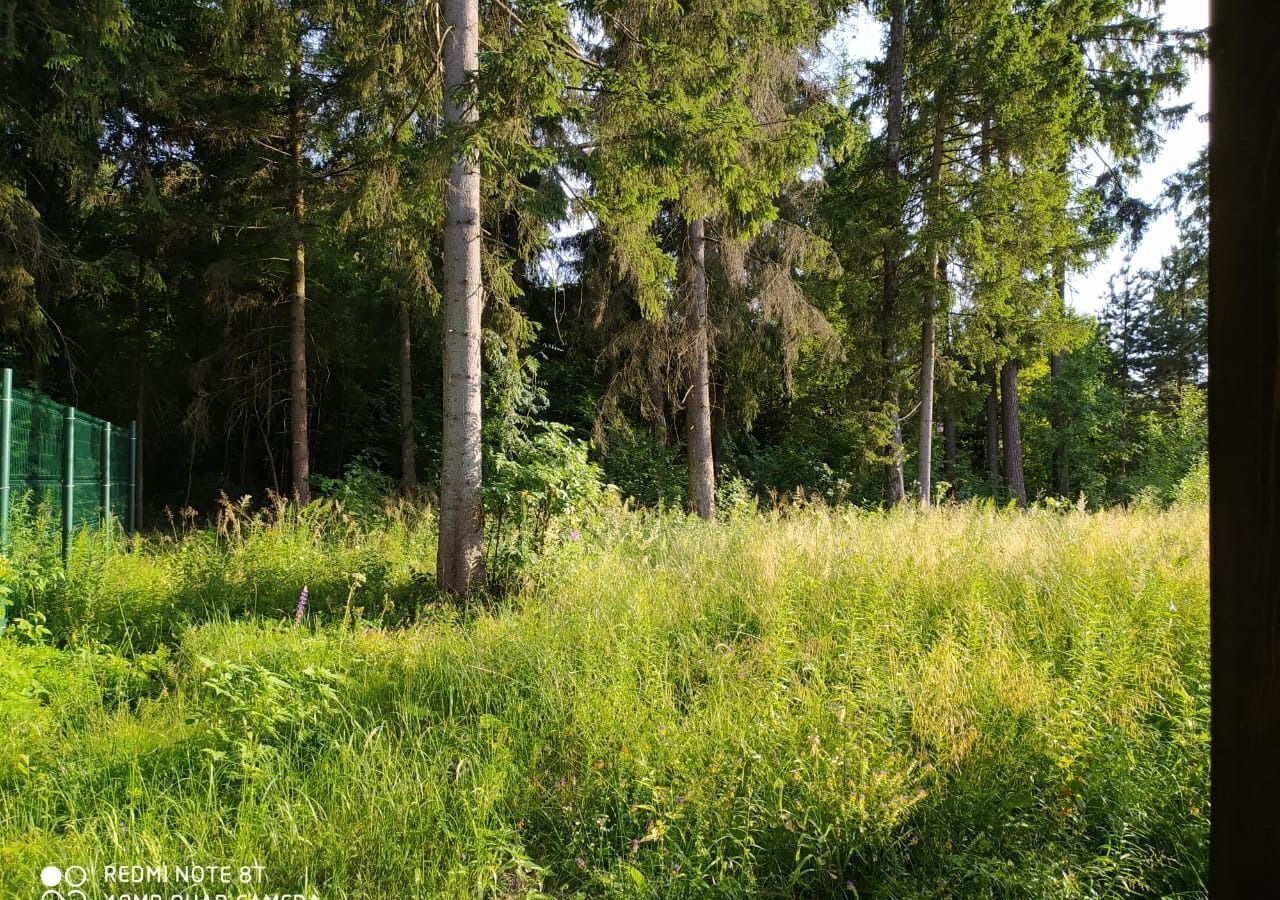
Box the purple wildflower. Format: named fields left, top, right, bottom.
left=575, top=857, right=586, bottom=871
left=671, top=863, right=681, bottom=874
left=295, top=585, right=309, bottom=624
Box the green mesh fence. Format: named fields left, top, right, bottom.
left=1, top=369, right=136, bottom=557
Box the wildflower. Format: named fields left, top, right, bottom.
left=629, top=838, right=640, bottom=855
left=575, top=857, right=586, bottom=870
left=568, top=529, right=581, bottom=541
left=295, top=585, right=309, bottom=624
left=671, top=863, right=681, bottom=874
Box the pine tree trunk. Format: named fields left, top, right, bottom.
left=288, top=60, right=310, bottom=504
left=985, top=372, right=1001, bottom=493
left=918, top=314, right=935, bottom=507
left=918, top=99, right=946, bottom=508
left=780, top=303, right=794, bottom=408
left=1050, top=350, right=1068, bottom=497
left=1050, top=260, right=1069, bottom=496
left=648, top=365, right=667, bottom=446
left=398, top=297, right=417, bottom=491
left=711, top=376, right=725, bottom=474
left=134, top=274, right=146, bottom=522
left=943, top=390, right=956, bottom=490
left=686, top=218, right=715, bottom=520
left=1000, top=360, right=1027, bottom=508
left=880, top=0, right=907, bottom=505
left=437, top=0, right=485, bottom=594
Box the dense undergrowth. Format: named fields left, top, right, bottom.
left=0, top=499, right=1208, bottom=898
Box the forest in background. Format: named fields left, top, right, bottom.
left=0, top=0, right=1207, bottom=530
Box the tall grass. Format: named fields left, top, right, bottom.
left=0, top=501, right=1208, bottom=898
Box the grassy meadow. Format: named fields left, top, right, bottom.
left=0, top=500, right=1208, bottom=898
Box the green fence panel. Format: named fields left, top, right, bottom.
left=1, top=370, right=136, bottom=560
left=109, top=423, right=132, bottom=525
left=72, top=412, right=110, bottom=532
left=10, top=389, right=66, bottom=517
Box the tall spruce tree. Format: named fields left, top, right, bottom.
left=576, top=0, right=837, bottom=519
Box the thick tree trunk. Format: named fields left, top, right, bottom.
left=686, top=218, right=715, bottom=520
left=878, top=0, right=907, bottom=506
left=437, top=0, right=485, bottom=594
left=985, top=372, right=1001, bottom=493
left=1000, top=360, right=1027, bottom=508
left=398, top=297, right=417, bottom=491
left=918, top=99, right=946, bottom=508
left=288, top=61, right=310, bottom=504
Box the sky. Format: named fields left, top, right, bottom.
left=820, top=0, right=1209, bottom=316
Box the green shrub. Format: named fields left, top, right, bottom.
left=1176, top=452, right=1209, bottom=504
left=311, top=450, right=398, bottom=521
left=484, top=422, right=605, bottom=592
left=597, top=426, right=687, bottom=508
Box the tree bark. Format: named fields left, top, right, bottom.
left=942, top=389, right=956, bottom=490
left=437, top=0, right=485, bottom=594
left=134, top=270, right=146, bottom=522
left=686, top=218, right=715, bottom=520
left=919, top=315, right=935, bottom=508
left=1050, top=260, right=1069, bottom=497
left=288, top=58, right=310, bottom=504
left=647, top=361, right=667, bottom=445
left=780, top=327, right=795, bottom=407
left=398, top=297, right=417, bottom=491
left=1000, top=360, right=1027, bottom=508
left=985, top=371, right=1001, bottom=494
left=918, top=99, right=946, bottom=508
left=710, top=375, right=725, bottom=474
left=878, top=0, right=907, bottom=506
left=1049, top=349, right=1068, bottom=497
left=1209, top=1, right=1280, bottom=885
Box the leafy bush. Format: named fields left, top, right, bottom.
left=311, top=450, right=398, bottom=521
left=1176, top=452, right=1209, bottom=504
left=484, top=422, right=605, bottom=590
left=597, top=426, right=687, bottom=508
left=1125, top=386, right=1208, bottom=505
left=483, top=336, right=606, bottom=591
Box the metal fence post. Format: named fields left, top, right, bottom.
left=1, top=369, right=12, bottom=553
left=102, top=423, right=112, bottom=532
left=129, top=420, right=137, bottom=534
left=63, top=406, right=75, bottom=561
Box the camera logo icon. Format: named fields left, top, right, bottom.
left=39, top=864, right=88, bottom=899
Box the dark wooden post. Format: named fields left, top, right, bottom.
left=1209, top=0, right=1280, bottom=892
